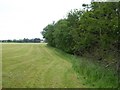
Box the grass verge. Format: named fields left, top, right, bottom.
left=49, top=45, right=118, bottom=88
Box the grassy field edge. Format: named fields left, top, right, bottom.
left=47, top=44, right=118, bottom=88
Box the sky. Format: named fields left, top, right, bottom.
left=0, top=0, right=91, bottom=40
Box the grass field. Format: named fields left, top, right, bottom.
left=2, top=43, right=85, bottom=88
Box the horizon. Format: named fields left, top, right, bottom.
left=0, top=37, right=43, bottom=41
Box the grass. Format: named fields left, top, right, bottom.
left=71, top=57, right=118, bottom=88
left=2, top=43, right=85, bottom=88
left=2, top=43, right=118, bottom=88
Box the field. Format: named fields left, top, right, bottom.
left=2, top=43, right=85, bottom=88
left=2, top=43, right=118, bottom=88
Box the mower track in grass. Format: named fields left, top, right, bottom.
left=2, top=43, right=85, bottom=88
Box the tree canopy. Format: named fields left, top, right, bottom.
left=42, top=2, right=119, bottom=63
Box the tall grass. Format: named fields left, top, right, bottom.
left=70, top=56, right=118, bottom=88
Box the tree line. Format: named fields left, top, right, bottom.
left=42, top=2, right=119, bottom=64
left=1, top=38, right=42, bottom=43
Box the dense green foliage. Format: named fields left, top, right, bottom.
left=42, top=2, right=119, bottom=64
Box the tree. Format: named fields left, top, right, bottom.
left=42, top=2, right=119, bottom=62
left=42, top=23, right=55, bottom=46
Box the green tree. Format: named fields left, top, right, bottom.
left=42, top=23, right=55, bottom=46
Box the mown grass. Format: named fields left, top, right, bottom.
left=2, top=43, right=85, bottom=88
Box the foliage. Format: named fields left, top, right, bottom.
left=42, top=2, right=119, bottom=64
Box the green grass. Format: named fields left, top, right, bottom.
left=2, top=43, right=118, bottom=88
left=70, top=56, right=118, bottom=88
left=2, top=43, right=85, bottom=88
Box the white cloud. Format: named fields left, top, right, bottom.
left=0, top=0, right=91, bottom=40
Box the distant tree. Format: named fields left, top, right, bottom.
left=34, top=38, right=41, bottom=43
left=7, top=40, right=12, bottom=42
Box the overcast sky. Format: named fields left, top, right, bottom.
left=0, top=0, right=91, bottom=40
